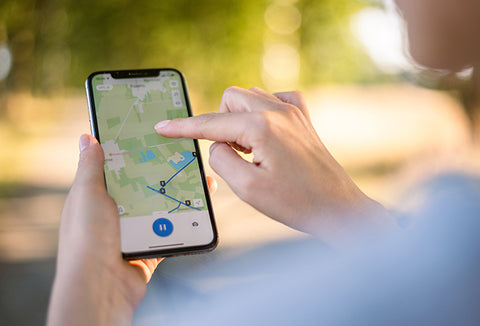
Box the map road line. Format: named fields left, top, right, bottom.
left=146, top=186, right=201, bottom=212
left=114, top=99, right=138, bottom=141
left=164, top=156, right=197, bottom=186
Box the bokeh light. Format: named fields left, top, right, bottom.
left=351, top=6, right=412, bottom=73
left=264, top=3, right=302, bottom=35
left=0, top=43, right=11, bottom=80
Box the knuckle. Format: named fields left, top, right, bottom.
left=248, top=86, right=262, bottom=93
left=275, top=90, right=306, bottom=110
left=283, top=102, right=303, bottom=118
left=223, top=86, right=242, bottom=99
left=220, top=86, right=243, bottom=112
left=290, top=90, right=304, bottom=99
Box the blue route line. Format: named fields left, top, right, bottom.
left=168, top=202, right=182, bottom=214
left=146, top=188, right=201, bottom=212
left=146, top=155, right=201, bottom=213
left=162, top=192, right=200, bottom=211
left=147, top=186, right=161, bottom=193
left=164, top=156, right=197, bottom=186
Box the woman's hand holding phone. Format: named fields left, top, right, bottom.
left=48, top=134, right=162, bottom=326
left=155, top=87, right=398, bottom=248
left=48, top=134, right=218, bottom=326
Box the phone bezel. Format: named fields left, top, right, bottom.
left=85, top=68, right=218, bottom=259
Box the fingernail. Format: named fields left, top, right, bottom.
left=154, top=120, right=170, bottom=131
left=79, top=134, right=92, bottom=152
left=209, top=142, right=220, bottom=154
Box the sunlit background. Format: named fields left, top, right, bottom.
left=1, top=0, right=479, bottom=324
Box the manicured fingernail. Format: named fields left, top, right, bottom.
left=79, top=134, right=92, bottom=152
left=154, top=120, right=170, bottom=131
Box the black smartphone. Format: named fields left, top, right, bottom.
left=85, top=68, right=217, bottom=259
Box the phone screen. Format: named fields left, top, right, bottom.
left=86, top=69, right=217, bottom=258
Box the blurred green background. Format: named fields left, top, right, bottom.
left=0, top=0, right=384, bottom=100
left=0, top=0, right=477, bottom=325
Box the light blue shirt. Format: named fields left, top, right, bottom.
left=134, top=173, right=480, bottom=326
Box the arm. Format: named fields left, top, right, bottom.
left=155, top=87, right=398, bottom=248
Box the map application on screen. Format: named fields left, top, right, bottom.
left=88, top=70, right=215, bottom=255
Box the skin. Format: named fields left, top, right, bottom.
left=48, top=0, right=480, bottom=324
left=47, top=135, right=215, bottom=326
left=395, top=0, right=480, bottom=70
left=155, top=87, right=397, bottom=247
left=48, top=90, right=396, bottom=326
left=47, top=135, right=162, bottom=326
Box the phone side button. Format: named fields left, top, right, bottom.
left=152, top=218, right=174, bottom=237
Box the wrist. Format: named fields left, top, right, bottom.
left=305, top=194, right=399, bottom=249
left=48, top=260, right=144, bottom=326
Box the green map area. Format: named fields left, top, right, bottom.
left=92, top=72, right=207, bottom=218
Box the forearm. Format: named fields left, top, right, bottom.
left=47, top=264, right=137, bottom=326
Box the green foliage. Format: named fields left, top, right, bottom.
left=0, top=0, right=382, bottom=108
left=299, top=0, right=381, bottom=85
left=65, top=0, right=267, bottom=103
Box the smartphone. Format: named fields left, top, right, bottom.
left=85, top=68, right=217, bottom=259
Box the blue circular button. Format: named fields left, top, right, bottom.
left=152, top=218, right=174, bottom=237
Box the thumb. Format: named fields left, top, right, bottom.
left=74, top=134, right=105, bottom=188
left=208, top=142, right=259, bottom=201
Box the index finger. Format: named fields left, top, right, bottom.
left=154, top=112, right=257, bottom=146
